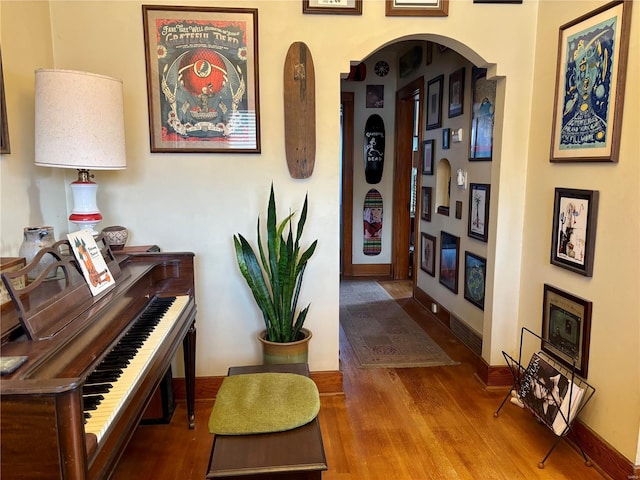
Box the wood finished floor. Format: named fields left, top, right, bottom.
left=112, top=280, right=607, bottom=479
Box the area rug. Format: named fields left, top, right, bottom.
left=340, top=280, right=459, bottom=368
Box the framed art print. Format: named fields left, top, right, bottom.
left=439, top=231, right=459, bottom=293
left=464, top=252, right=486, bottom=310
left=422, top=139, right=434, bottom=175
left=385, top=0, right=448, bottom=17
left=542, top=284, right=592, bottom=378
left=469, top=67, right=495, bottom=160
left=550, top=1, right=632, bottom=163
left=303, top=0, right=362, bottom=15
left=468, top=183, right=490, bottom=242
left=142, top=5, right=260, bottom=153
left=448, top=67, right=465, bottom=118
left=426, top=75, right=444, bottom=130
left=442, top=128, right=450, bottom=149
left=420, top=232, right=436, bottom=276
left=550, top=187, right=599, bottom=276
left=421, top=187, right=432, bottom=222
left=0, top=49, right=9, bottom=154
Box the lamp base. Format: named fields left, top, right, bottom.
left=69, top=169, right=102, bottom=234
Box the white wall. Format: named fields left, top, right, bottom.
left=2, top=0, right=638, bottom=464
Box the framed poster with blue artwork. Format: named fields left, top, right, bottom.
left=550, top=0, right=632, bottom=163
left=464, top=252, right=486, bottom=310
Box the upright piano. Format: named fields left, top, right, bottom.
left=0, top=238, right=197, bottom=479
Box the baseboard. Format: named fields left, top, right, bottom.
left=173, top=369, right=344, bottom=401
left=349, top=263, right=392, bottom=277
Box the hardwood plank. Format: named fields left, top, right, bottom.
left=112, top=280, right=606, bottom=480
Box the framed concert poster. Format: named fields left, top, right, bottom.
left=464, top=252, right=486, bottom=310
left=469, top=67, right=495, bottom=160
left=542, top=284, right=592, bottom=378
left=303, top=0, right=362, bottom=15
left=385, top=0, right=448, bottom=17
left=420, top=232, right=436, bottom=276
left=142, top=6, right=260, bottom=153
left=439, top=231, right=459, bottom=293
left=550, top=1, right=632, bottom=163
left=0, top=49, right=9, bottom=154
left=426, top=75, right=443, bottom=130
left=550, top=187, right=599, bottom=277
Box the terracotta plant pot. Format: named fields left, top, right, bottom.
left=258, top=328, right=312, bottom=365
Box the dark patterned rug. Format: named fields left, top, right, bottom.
left=340, top=280, right=459, bottom=368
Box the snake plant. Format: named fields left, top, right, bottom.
left=234, top=184, right=318, bottom=343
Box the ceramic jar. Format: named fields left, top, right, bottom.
left=18, top=226, right=56, bottom=280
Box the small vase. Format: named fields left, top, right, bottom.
left=258, top=328, right=312, bottom=365
left=18, top=226, right=56, bottom=280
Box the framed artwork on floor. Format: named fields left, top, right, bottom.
left=464, top=252, right=486, bottom=310
left=468, top=183, right=490, bottom=242
left=542, top=284, right=592, bottom=378
left=469, top=67, right=495, bottom=160
left=420, top=232, right=436, bottom=276
left=549, top=0, right=632, bottom=163
left=303, top=0, right=362, bottom=15
left=550, top=187, right=599, bottom=277
left=439, top=231, right=459, bottom=293
left=142, top=5, right=260, bottom=153
left=426, top=75, right=444, bottom=130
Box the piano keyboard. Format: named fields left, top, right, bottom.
left=83, top=295, right=189, bottom=442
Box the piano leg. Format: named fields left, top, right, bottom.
left=183, top=320, right=197, bottom=429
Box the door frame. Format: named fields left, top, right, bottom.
left=392, top=77, right=424, bottom=280
left=341, top=92, right=354, bottom=277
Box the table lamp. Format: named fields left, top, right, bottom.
left=35, top=69, right=126, bottom=234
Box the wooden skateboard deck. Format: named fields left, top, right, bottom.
left=284, top=42, right=315, bottom=179
left=364, top=114, right=385, bottom=184
left=363, top=189, right=383, bottom=256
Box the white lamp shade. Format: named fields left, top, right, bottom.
left=35, top=69, right=126, bottom=170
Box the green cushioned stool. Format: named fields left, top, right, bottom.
left=208, top=372, right=320, bottom=435
left=206, top=363, right=327, bottom=480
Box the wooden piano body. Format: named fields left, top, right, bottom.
left=0, top=239, right=197, bottom=479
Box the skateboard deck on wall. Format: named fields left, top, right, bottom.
left=364, top=114, right=385, bottom=184
left=363, top=189, right=383, bottom=256
left=284, top=42, right=315, bottom=179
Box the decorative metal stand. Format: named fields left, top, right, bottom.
left=494, top=327, right=595, bottom=468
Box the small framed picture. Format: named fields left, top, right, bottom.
left=366, top=85, right=384, bottom=108
left=0, top=49, right=9, bottom=154
left=420, top=232, right=436, bottom=276
left=422, top=139, right=434, bottom=175
left=439, top=231, right=459, bottom=293
left=468, top=183, right=490, bottom=242
left=303, top=0, right=362, bottom=15
left=550, top=187, right=599, bottom=277
left=455, top=200, right=463, bottom=220
left=385, top=0, right=448, bottom=17
left=426, top=75, right=444, bottom=130
left=421, top=187, right=432, bottom=222
left=464, top=252, right=486, bottom=310
left=542, top=284, right=592, bottom=378
left=442, top=128, right=450, bottom=149
left=550, top=1, right=632, bottom=162
left=448, top=67, right=465, bottom=118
